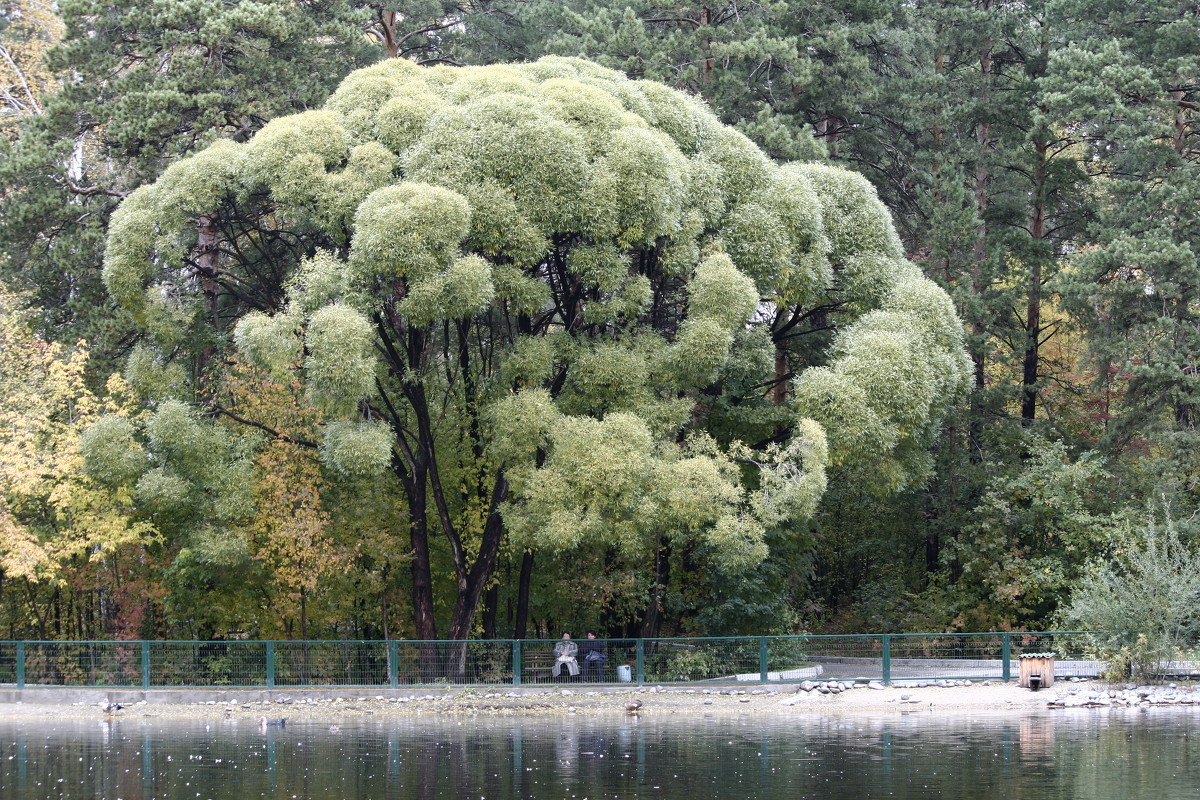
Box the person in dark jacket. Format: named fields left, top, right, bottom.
left=577, top=631, right=606, bottom=682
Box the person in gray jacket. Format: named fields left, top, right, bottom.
left=552, top=632, right=580, bottom=679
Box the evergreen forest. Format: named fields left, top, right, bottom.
left=1, top=0, right=1198, bottom=653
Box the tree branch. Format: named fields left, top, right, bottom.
left=210, top=405, right=318, bottom=448
left=63, top=179, right=129, bottom=199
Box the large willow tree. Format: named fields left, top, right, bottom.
left=95, top=57, right=968, bottom=666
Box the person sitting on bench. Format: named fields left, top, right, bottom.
left=552, top=632, right=580, bottom=679
left=578, top=631, right=606, bottom=681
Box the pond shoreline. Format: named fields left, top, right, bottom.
left=0, top=679, right=1152, bottom=719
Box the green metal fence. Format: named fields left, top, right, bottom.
left=0, top=632, right=1102, bottom=689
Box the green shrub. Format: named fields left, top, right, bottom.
left=1059, top=512, right=1200, bottom=680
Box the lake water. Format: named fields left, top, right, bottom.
left=1, top=709, right=1198, bottom=799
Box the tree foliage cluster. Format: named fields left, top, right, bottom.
left=0, top=0, right=1197, bottom=648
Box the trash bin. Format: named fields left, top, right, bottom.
left=616, top=664, right=632, bottom=682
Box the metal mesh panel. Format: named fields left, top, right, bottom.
left=765, top=636, right=815, bottom=682
left=801, top=636, right=885, bottom=682
left=274, top=641, right=388, bottom=686
left=1011, top=632, right=1101, bottom=678
left=23, top=642, right=142, bottom=686
left=459, top=640, right=516, bottom=685
left=0, top=642, right=14, bottom=684
left=889, top=634, right=1005, bottom=681
left=390, top=641, right=431, bottom=685
left=0, top=633, right=1110, bottom=688
left=520, top=638, right=634, bottom=685
left=643, top=638, right=760, bottom=683
left=150, top=642, right=267, bottom=687
left=383, top=640, right=516, bottom=685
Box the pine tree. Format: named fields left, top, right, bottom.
left=1045, top=0, right=1200, bottom=447
left=0, top=0, right=380, bottom=351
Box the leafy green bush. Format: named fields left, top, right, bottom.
left=1059, top=512, right=1200, bottom=679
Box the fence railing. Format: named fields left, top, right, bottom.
left=0, top=632, right=1102, bottom=689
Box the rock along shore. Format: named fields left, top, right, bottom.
left=4, top=677, right=1190, bottom=720
left=1046, top=683, right=1200, bottom=708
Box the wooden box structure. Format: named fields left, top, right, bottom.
left=1019, top=656, right=1055, bottom=689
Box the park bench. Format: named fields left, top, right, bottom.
left=523, top=649, right=615, bottom=684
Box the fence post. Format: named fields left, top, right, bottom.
left=265, top=641, right=276, bottom=689
left=141, top=642, right=150, bottom=689
left=15, top=641, right=24, bottom=689
left=512, top=640, right=522, bottom=687
left=1001, top=632, right=1011, bottom=682
left=759, top=637, right=769, bottom=683
left=636, top=639, right=645, bottom=685
left=881, top=634, right=891, bottom=685
left=388, top=640, right=399, bottom=688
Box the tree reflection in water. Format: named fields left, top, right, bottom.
left=2, top=711, right=1200, bottom=799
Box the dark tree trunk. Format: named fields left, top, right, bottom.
left=481, top=584, right=499, bottom=639
left=1022, top=135, right=1048, bottom=424
left=446, top=475, right=509, bottom=678
left=968, top=9, right=993, bottom=460
left=639, top=537, right=671, bottom=639
left=376, top=9, right=399, bottom=58
left=514, top=551, right=534, bottom=640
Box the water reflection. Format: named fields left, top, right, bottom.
left=2, top=709, right=1200, bottom=799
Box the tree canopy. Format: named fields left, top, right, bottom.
left=91, top=56, right=968, bottom=655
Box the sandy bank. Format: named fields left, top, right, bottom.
left=0, top=680, right=1105, bottom=720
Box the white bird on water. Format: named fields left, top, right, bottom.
left=98, top=700, right=122, bottom=714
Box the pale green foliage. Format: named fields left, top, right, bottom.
left=400, top=254, right=496, bottom=325
left=81, top=399, right=256, bottom=534
left=321, top=420, right=395, bottom=478
left=103, top=56, right=968, bottom=579
left=190, top=525, right=252, bottom=568
left=669, top=317, right=736, bottom=387
left=487, top=388, right=560, bottom=466
left=204, top=458, right=257, bottom=524
left=284, top=252, right=349, bottom=317
left=498, top=337, right=558, bottom=390
left=156, top=139, right=246, bottom=217
left=244, top=110, right=350, bottom=200
left=838, top=254, right=918, bottom=314
left=135, top=468, right=193, bottom=518
left=441, top=255, right=495, bottom=318
left=722, top=167, right=832, bottom=308
left=502, top=415, right=767, bottom=571
left=79, top=417, right=146, bottom=486
left=123, top=346, right=189, bottom=401
left=145, top=400, right=213, bottom=475
left=304, top=304, right=375, bottom=410
left=101, top=187, right=160, bottom=311
left=350, top=182, right=471, bottom=280
left=234, top=311, right=301, bottom=380
left=793, top=164, right=904, bottom=265
left=793, top=273, right=969, bottom=491
left=705, top=515, right=769, bottom=571
left=561, top=343, right=653, bottom=415
left=665, top=252, right=762, bottom=388
left=105, top=56, right=850, bottom=332
left=739, top=419, right=829, bottom=526
left=687, top=253, right=759, bottom=330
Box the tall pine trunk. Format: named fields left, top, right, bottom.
left=1021, top=135, right=1048, bottom=423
